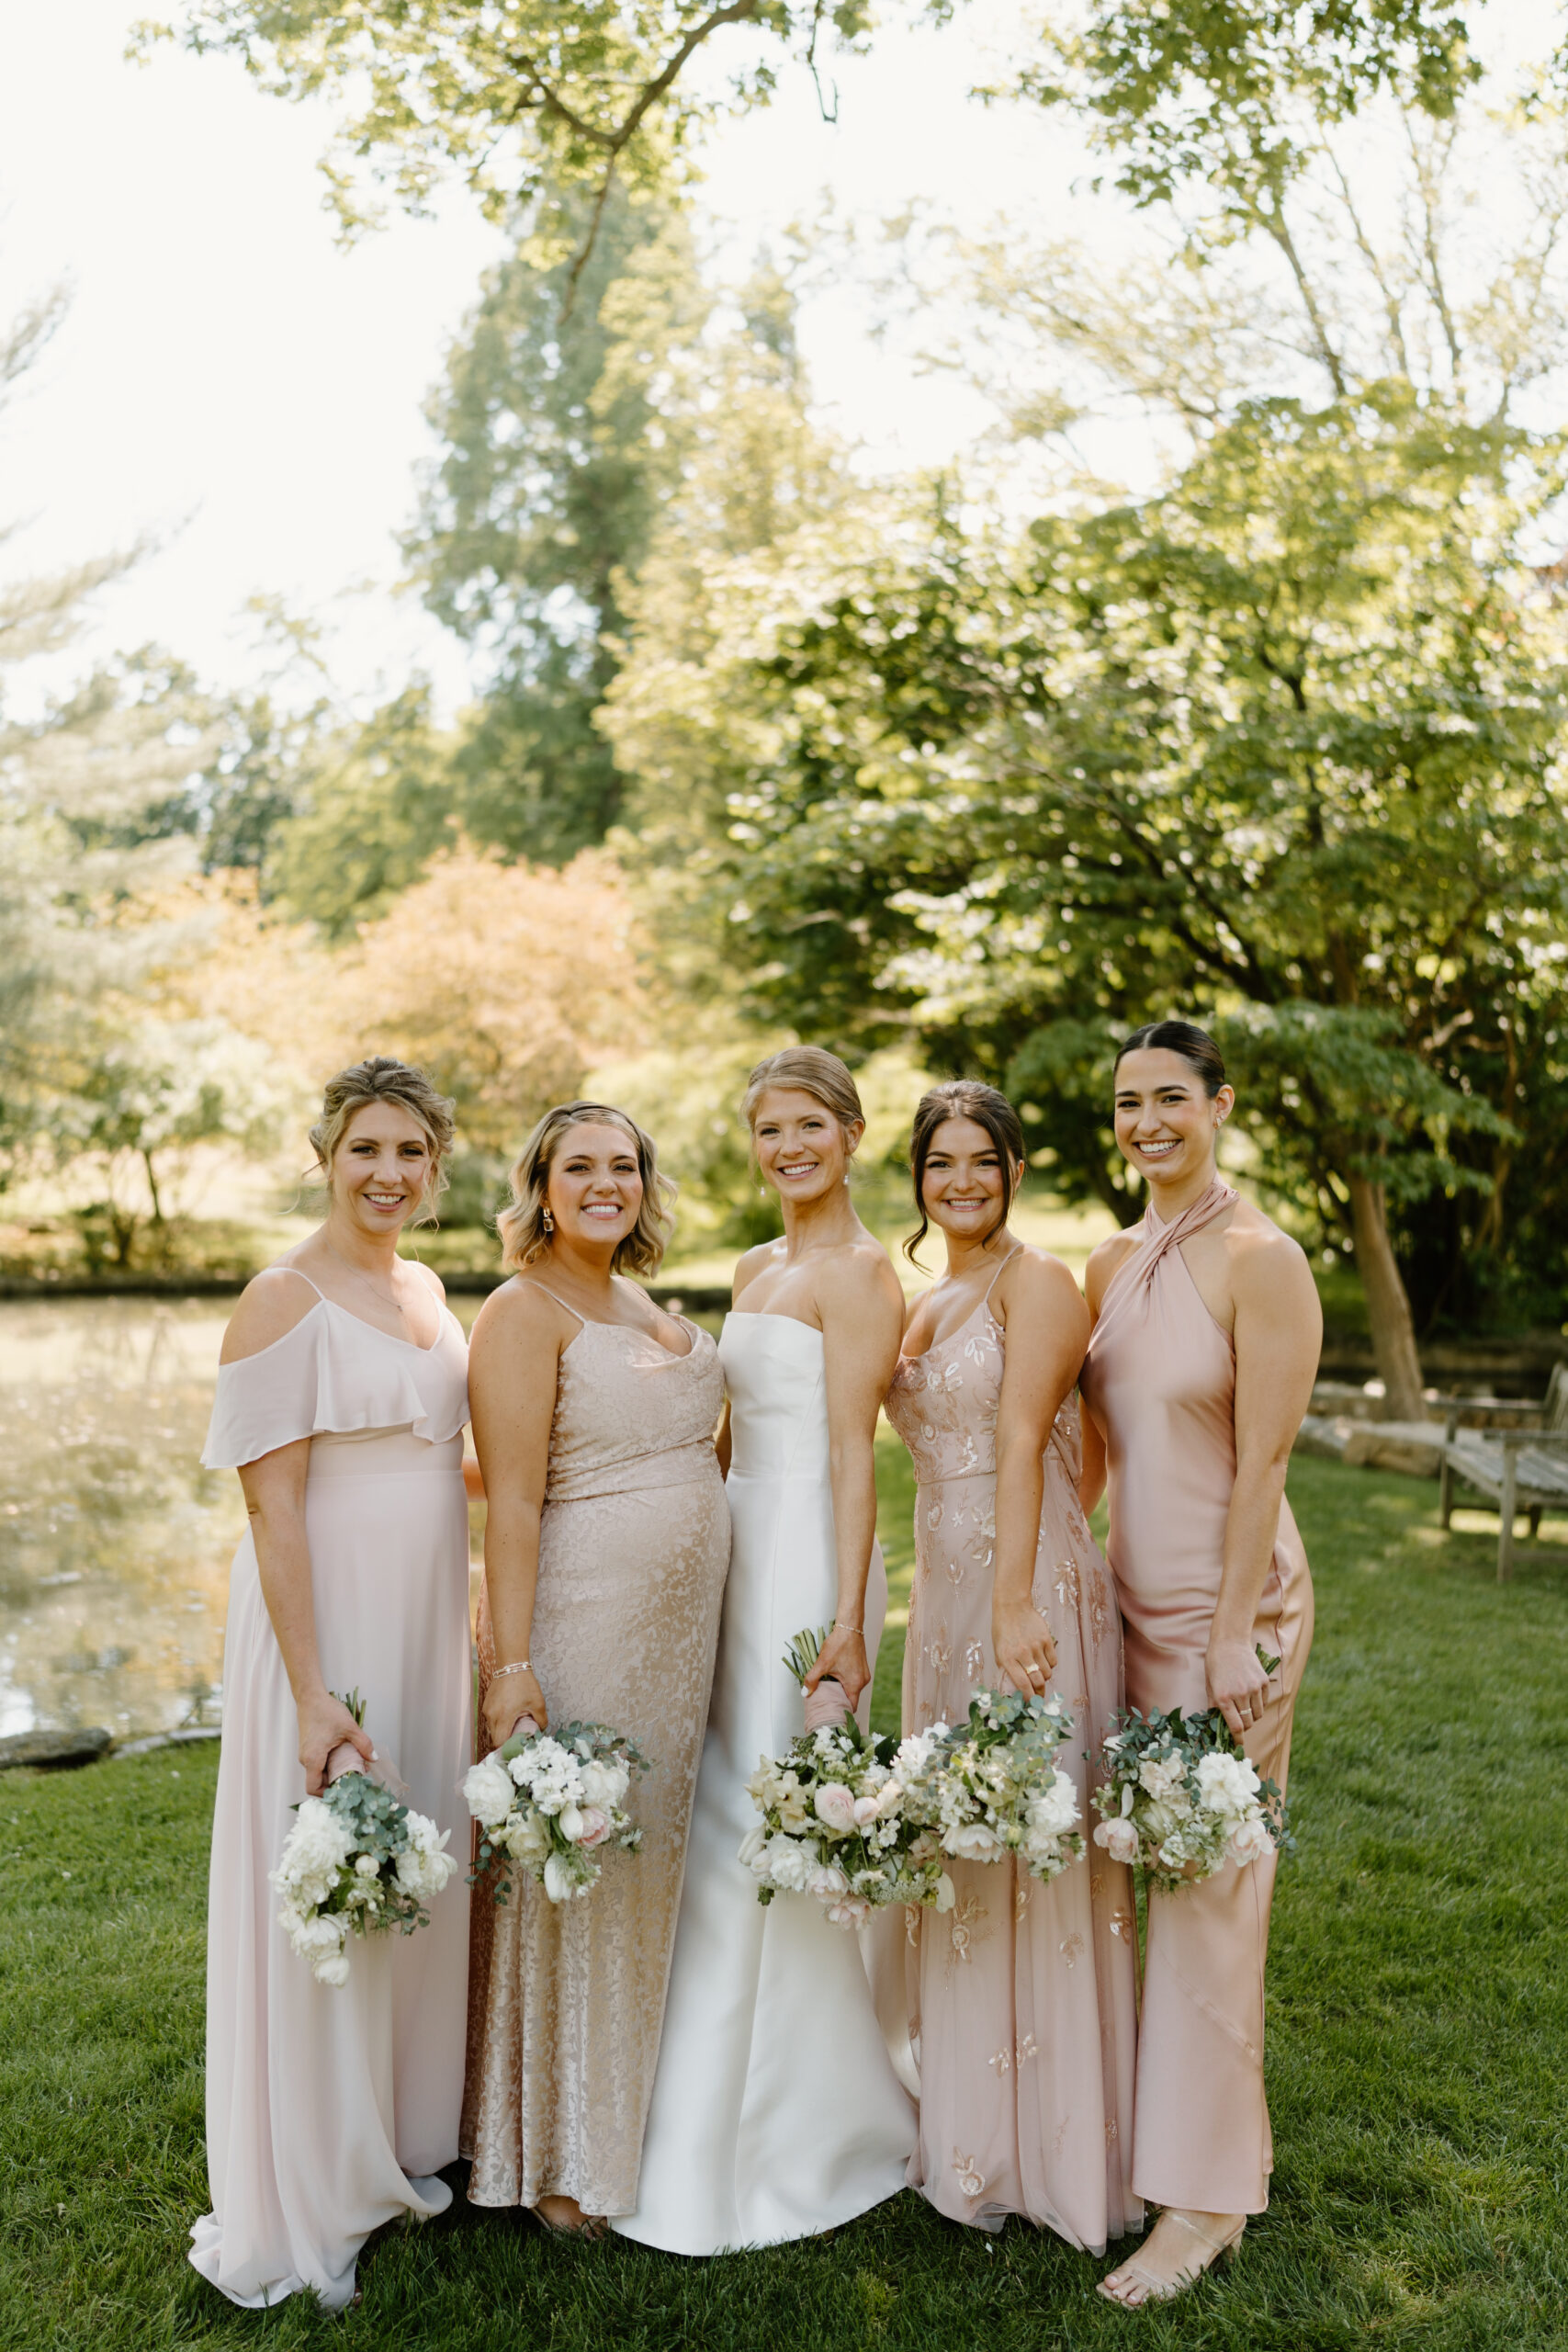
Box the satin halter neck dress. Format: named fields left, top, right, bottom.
left=1079, top=1182, right=1314, bottom=2216
left=615, top=1310, right=915, bottom=2256
left=193, top=1272, right=473, bottom=2310
left=884, top=1260, right=1139, bottom=2250
left=462, top=1283, right=730, bottom=2217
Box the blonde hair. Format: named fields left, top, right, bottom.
left=498, top=1101, right=674, bottom=1276
left=740, top=1046, right=864, bottom=1137
left=309, top=1057, right=456, bottom=1226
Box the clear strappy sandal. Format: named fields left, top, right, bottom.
left=1098, top=2211, right=1245, bottom=2307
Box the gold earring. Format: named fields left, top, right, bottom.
left=542, top=1205, right=555, bottom=1235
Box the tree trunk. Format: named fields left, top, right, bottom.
left=1346, top=1173, right=1426, bottom=1420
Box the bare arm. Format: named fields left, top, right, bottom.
left=1207, top=1231, right=1322, bottom=1736
left=469, top=1285, right=566, bottom=1749
left=1076, top=1235, right=1131, bottom=1517
left=992, top=1254, right=1089, bottom=1696
left=715, top=1394, right=732, bottom=1480
left=223, top=1270, right=371, bottom=1794
left=804, top=1253, right=904, bottom=1711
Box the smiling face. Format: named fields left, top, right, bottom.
left=330, top=1102, right=435, bottom=1238
left=920, top=1115, right=1018, bottom=1249
left=750, top=1087, right=861, bottom=1204
left=543, top=1119, right=645, bottom=1252
left=1112, top=1048, right=1234, bottom=1189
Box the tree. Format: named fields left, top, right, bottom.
left=404, top=182, right=706, bottom=861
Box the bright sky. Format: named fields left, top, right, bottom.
left=0, top=0, right=1078, bottom=718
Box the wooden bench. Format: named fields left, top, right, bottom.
left=1438, top=1363, right=1568, bottom=1579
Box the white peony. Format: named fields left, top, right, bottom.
left=825, top=1893, right=872, bottom=1930
left=945, top=1822, right=1005, bottom=1862
left=500, top=1809, right=550, bottom=1863
left=314, top=1951, right=352, bottom=1989
left=1196, top=1750, right=1261, bottom=1821
left=464, top=1754, right=518, bottom=1828
left=1026, top=1771, right=1081, bottom=1838
left=355, top=1852, right=380, bottom=1878
left=1225, top=1814, right=1272, bottom=1867
left=581, top=1758, right=629, bottom=1810
left=1138, top=1754, right=1188, bottom=1805
left=763, top=1835, right=810, bottom=1893
left=805, top=1860, right=850, bottom=1900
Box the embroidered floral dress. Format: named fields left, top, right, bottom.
left=884, top=1272, right=1140, bottom=2249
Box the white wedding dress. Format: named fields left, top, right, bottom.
left=613, top=1311, right=915, bottom=2255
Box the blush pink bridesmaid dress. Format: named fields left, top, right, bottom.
left=192, top=1271, right=472, bottom=2309
left=1080, top=1181, right=1314, bottom=2217
left=884, top=1252, right=1140, bottom=2248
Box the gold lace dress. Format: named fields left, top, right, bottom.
left=461, top=1295, right=730, bottom=2215
left=884, top=1275, right=1140, bottom=2250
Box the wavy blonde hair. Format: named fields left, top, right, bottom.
left=498, top=1101, right=674, bottom=1276
left=309, top=1057, right=457, bottom=1227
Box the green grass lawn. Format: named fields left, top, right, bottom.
left=3, top=1455, right=1565, bottom=2350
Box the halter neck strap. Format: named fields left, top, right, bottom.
left=1133, top=1178, right=1238, bottom=1294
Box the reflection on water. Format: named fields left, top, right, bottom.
left=0, top=1291, right=720, bottom=1740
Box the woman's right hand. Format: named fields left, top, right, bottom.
left=298, top=1689, right=373, bottom=1797
left=483, top=1667, right=547, bottom=1754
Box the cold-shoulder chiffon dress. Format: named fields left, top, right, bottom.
left=1079, top=1182, right=1314, bottom=2216
left=192, top=1279, right=473, bottom=2311
left=615, top=1310, right=915, bottom=2256
left=461, top=1292, right=730, bottom=2216
left=884, top=1263, right=1139, bottom=2249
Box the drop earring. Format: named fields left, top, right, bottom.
left=542, top=1205, right=555, bottom=1235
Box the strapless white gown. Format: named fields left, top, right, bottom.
left=613, top=1312, right=915, bottom=2255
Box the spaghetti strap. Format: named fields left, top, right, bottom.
left=981, top=1244, right=1023, bottom=1310
left=525, top=1281, right=587, bottom=1327
left=261, top=1263, right=326, bottom=1302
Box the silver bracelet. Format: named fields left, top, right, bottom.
left=491, top=1659, right=534, bottom=1681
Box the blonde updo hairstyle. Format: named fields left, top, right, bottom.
left=499, top=1101, right=675, bottom=1276
left=309, top=1056, right=456, bottom=1226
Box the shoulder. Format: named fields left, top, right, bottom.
left=822, top=1238, right=903, bottom=1315
left=1224, top=1206, right=1321, bottom=1319
left=732, top=1240, right=780, bottom=1306
left=406, top=1257, right=447, bottom=1305
left=470, top=1274, right=575, bottom=1355
left=998, top=1244, right=1088, bottom=1322
left=1085, top=1226, right=1142, bottom=1314
left=219, top=1263, right=322, bottom=1366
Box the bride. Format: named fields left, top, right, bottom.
left=614, top=1047, right=915, bottom=2255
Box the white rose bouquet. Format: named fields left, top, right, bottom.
left=739, top=1629, right=955, bottom=1928
left=272, top=1697, right=457, bottom=1988
left=463, top=1720, right=648, bottom=1905
left=1090, top=1690, right=1291, bottom=1894
left=902, top=1687, right=1086, bottom=1884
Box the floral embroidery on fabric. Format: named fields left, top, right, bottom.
left=964, top=1639, right=985, bottom=1679
left=1016, top=2032, right=1039, bottom=2067
left=1089, top=1569, right=1111, bottom=1649
left=1110, top=1908, right=1132, bottom=1941
left=953, top=2149, right=987, bottom=2199
left=1014, top=1879, right=1032, bottom=1922
left=1059, top=1931, right=1085, bottom=1970
left=950, top=1894, right=986, bottom=1963
left=1054, top=1560, right=1080, bottom=1610
left=987, top=2046, right=1012, bottom=2077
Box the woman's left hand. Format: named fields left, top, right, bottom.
left=805, top=1625, right=870, bottom=1712
left=1205, top=1636, right=1270, bottom=1742
left=993, top=1600, right=1057, bottom=1699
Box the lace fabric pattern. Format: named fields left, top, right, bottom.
left=883, top=1290, right=1140, bottom=2252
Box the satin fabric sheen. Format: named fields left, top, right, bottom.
left=1079, top=1183, right=1314, bottom=2215
left=884, top=1269, right=1140, bottom=2248
left=192, top=1291, right=473, bottom=2309
left=614, top=1311, right=915, bottom=2255
left=461, top=1302, right=730, bottom=2214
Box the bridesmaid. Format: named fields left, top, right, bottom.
left=1079, top=1021, right=1319, bottom=2307
left=885, top=1081, right=1138, bottom=2249
left=461, top=1101, right=730, bottom=2236
left=193, top=1057, right=472, bottom=2310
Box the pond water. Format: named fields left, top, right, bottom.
left=0, top=1296, right=482, bottom=1741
